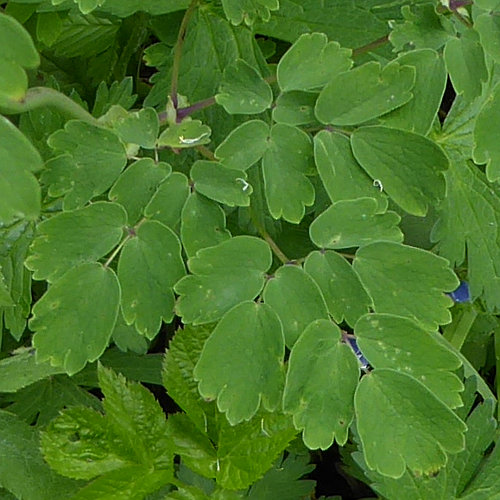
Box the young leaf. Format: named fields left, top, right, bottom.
left=25, top=202, right=127, bottom=283
left=157, top=120, right=211, bottom=149
left=222, top=0, right=279, bottom=26
left=272, top=91, right=318, bottom=126
left=355, top=369, right=466, bottom=479
left=304, top=250, right=372, bottom=328
left=191, top=160, right=252, bottom=206
left=473, top=82, right=500, bottom=183
left=313, top=130, right=387, bottom=211
left=283, top=319, right=359, bottom=450
left=277, top=32, right=352, bottom=92
left=180, top=192, right=231, bottom=258
left=263, top=265, right=329, bottom=347
left=44, top=120, right=127, bottom=209
left=351, top=126, right=449, bottom=216
left=194, top=301, right=285, bottom=425
left=30, top=263, right=120, bottom=375
left=108, top=158, right=171, bottom=225
left=315, top=61, right=415, bottom=126
left=118, top=220, right=185, bottom=338
left=355, top=314, right=463, bottom=408
left=175, top=236, right=272, bottom=325
left=262, top=124, right=315, bottom=223
left=309, top=198, right=403, bottom=249
left=215, top=59, right=272, bottom=114
left=215, top=120, right=270, bottom=171
left=0, top=116, right=41, bottom=225
left=353, top=242, right=459, bottom=330
left=112, top=107, right=160, bottom=149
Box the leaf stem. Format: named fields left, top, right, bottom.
left=442, top=305, right=478, bottom=351
left=262, top=230, right=289, bottom=265
left=170, top=0, right=199, bottom=111
left=0, top=87, right=99, bottom=125
left=352, top=35, right=389, bottom=58
left=103, top=219, right=146, bottom=268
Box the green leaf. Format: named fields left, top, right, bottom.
left=144, top=172, right=190, bottom=231
left=101, top=0, right=190, bottom=17
left=473, top=82, right=500, bottom=183
left=118, top=220, right=185, bottom=338
left=30, top=263, right=120, bottom=375
left=353, top=242, right=458, bottom=330
left=44, top=120, right=127, bottom=209
left=0, top=116, right=41, bottom=225
left=175, top=236, right=271, bottom=325
left=315, top=61, right=415, bottom=126
left=444, top=34, right=488, bottom=103
left=214, top=120, right=270, bottom=171
left=215, top=59, right=272, bottom=114
left=0, top=59, right=28, bottom=107
left=221, top=0, right=279, bottom=26
left=191, top=160, right=252, bottom=206
left=351, top=126, right=449, bottom=216
left=0, top=12, right=40, bottom=68
left=309, top=198, right=403, bottom=249
left=0, top=410, right=79, bottom=500
left=112, top=107, right=160, bottom=149
left=475, top=11, right=500, bottom=63
left=25, top=202, right=127, bottom=283
left=283, top=319, right=359, bottom=449
left=356, top=314, right=463, bottom=408
left=380, top=48, right=447, bottom=135
left=272, top=91, right=318, bottom=126
left=355, top=369, right=466, bottom=478
left=194, top=301, right=285, bottom=424
left=109, top=158, right=171, bottom=225
left=180, top=192, right=231, bottom=258
left=92, top=77, right=137, bottom=117
left=262, top=124, right=315, bottom=223
left=36, top=12, right=63, bottom=47
left=157, top=120, right=211, bottom=149
left=304, top=250, right=372, bottom=328
left=277, top=32, right=352, bottom=92
left=313, top=130, right=387, bottom=211
left=112, top=313, right=148, bottom=354
left=263, top=265, right=329, bottom=347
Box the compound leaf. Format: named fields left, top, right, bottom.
left=309, top=198, right=403, bottom=249
left=277, top=32, right=352, bottom=92
left=118, top=221, right=185, bottom=339
left=112, top=107, right=159, bottom=149
left=351, top=126, right=449, bottom=216
left=175, top=236, right=271, bottom=324
left=30, top=263, right=120, bottom=375
left=355, top=314, right=463, bottom=408
left=353, top=242, right=458, bottom=330
left=263, top=265, right=329, bottom=347
left=194, top=301, right=285, bottom=425
left=25, top=202, right=127, bottom=283
left=283, top=319, right=359, bottom=450
left=315, top=61, right=415, bottom=126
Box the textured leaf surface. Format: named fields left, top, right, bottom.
left=191, top=160, right=252, bottom=206
left=353, top=242, right=458, bottom=330
left=215, top=120, right=270, bottom=171
left=351, top=126, right=448, bottom=216
left=355, top=369, right=466, bottom=478
left=380, top=49, right=446, bottom=135
left=118, top=221, right=185, bottom=338
left=157, top=120, right=211, bottom=149
left=304, top=250, right=372, bottom=327
left=356, top=314, right=463, bottom=407
left=175, top=236, right=271, bottom=324
left=315, top=62, right=415, bottom=126
left=108, top=158, right=171, bottom=225
left=283, top=319, right=359, bottom=449
left=309, top=198, right=402, bottom=249
left=180, top=192, right=231, bottom=257
left=0, top=116, right=41, bottom=225
left=31, top=263, right=120, bottom=375
left=216, top=59, right=272, bottom=114
left=263, top=265, right=329, bottom=347
left=45, top=120, right=127, bottom=209
left=25, top=202, right=126, bottom=282
left=313, top=130, right=387, bottom=211
left=262, top=124, right=315, bottom=223
left=277, top=32, right=352, bottom=92
left=194, top=301, right=285, bottom=424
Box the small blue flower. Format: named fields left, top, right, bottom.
left=345, top=336, right=370, bottom=370
left=448, top=281, right=470, bottom=303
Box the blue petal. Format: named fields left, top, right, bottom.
left=448, top=281, right=470, bottom=303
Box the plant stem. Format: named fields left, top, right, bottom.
left=170, top=0, right=198, bottom=110
left=1, top=87, right=99, bottom=125
left=352, top=35, right=389, bottom=58
left=442, top=305, right=478, bottom=351
left=262, top=230, right=289, bottom=265
left=176, top=96, right=216, bottom=121
left=195, top=144, right=216, bottom=160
